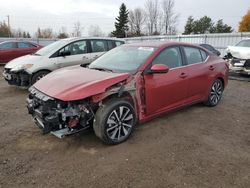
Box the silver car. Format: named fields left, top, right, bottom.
left=3, top=37, right=124, bottom=87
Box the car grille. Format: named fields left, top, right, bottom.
left=244, top=60, right=250, bottom=69
left=4, top=68, right=11, bottom=74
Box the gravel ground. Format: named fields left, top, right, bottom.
left=0, top=66, right=250, bottom=188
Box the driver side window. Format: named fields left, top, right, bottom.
left=58, top=40, right=87, bottom=56
left=151, top=47, right=182, bottom=69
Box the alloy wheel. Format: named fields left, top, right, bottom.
left=210, top=80, right=223, bottom=105
left=106, top=106, right=134, bottom=142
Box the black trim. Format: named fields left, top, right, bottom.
left=144, top=45, right=185, bottom=74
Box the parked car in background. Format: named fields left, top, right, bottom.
left=199, top=43, right=221, bottom=56
left=0, top=41, right=42, bottom=64
left=224, top=39, right=250, bottom=75
left=27, top=41, right=228, bottom=144
left=3, top=37, right=125, bottom=87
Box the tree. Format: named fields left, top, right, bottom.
left=36, top=27, right=54, bottom=38
left=213, top=19, right=233, bottom=33
left=239, top=10, right=250, bottom=32
left=161, top=0, right=179, bottom=35
left=58, top=27, right=69, bottom=39
left=88, top=25, right=105, bottom=37
left=112, top=3, right=129, bottom=38
left=183, top=16, right=194, bottom=34
left=193, top=16, right=214, bottom=34
left=129, top=8, right=146, bottom=36
left=183, top=16, right=233, bottom=34
left=72, top=21, right=83, bottom=37
left=27, top=32, right=31, bottom=38
left=0, top=21, right=10, bottom=37
left=144, top=0, right=159, bottom=35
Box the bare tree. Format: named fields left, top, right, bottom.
left=144, top=0, right=160, bottom=35
left=161, top=0, right=179, bottom=35
left=73, top=21, right=83, bottom=37
left=129, top=8, right=146, bottom=36
left=35, top=27, right=54, bottom=38
left=88, top=25, right=105, bottom=37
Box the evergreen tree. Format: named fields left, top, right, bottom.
left=213, top=19, right=233, bottom=33
left=183, top=16, right=194, bottom=34
left=27, top=32, right=31, bottom=38
left=23, top=31, right=27, bottom=38
left=112, top=3, right=129, bottom=38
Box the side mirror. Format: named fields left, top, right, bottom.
left=150, top=64, right=169, bottom=74
left=59, top=50, right=71, bottom=57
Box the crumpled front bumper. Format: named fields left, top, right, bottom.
left=229, top=58, right=250, bottom=75
left=3, top=68, right=31, bottom=86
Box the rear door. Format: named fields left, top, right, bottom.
left=89, top=39, right=108, bottom=61
left=16, top=42, right=38, bottom=57
left=0, top=42, right=18, bottom=63
left=144, top=46, right=189, bottom=115
left=181, top=46, right=210, bottom=103
left=54, top=40, right=92, bottom=68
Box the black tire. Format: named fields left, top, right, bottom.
left=204, top=79, right=224, bottom=107
left=31, top=70, right=50, bottom=85
left=93, top=98, right=136, bottom=145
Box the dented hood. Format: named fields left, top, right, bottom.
left=227, top=46, right=250, bottom=59
left=34, top=66, right=129, bottom=101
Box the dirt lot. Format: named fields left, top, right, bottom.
left=0, top=67, right=250, bottom=188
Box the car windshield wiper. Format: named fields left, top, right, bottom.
left=90, top=67, right=113, bottom=72
left=33, top=53, right=41, bottom=56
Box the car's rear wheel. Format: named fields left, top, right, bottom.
left=93, top=98, right=136, bottom=145
left=204, top=79, right=224, bottom=106
left=31, top=70, right=50, bottom=85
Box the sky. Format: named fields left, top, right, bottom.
left=0, top=0, right=249, bottom=36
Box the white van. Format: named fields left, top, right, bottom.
left=3, top=37, right=124, bottom=87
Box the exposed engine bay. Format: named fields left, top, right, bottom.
left=27, top=86, right=95, bottom=138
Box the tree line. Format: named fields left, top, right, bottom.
left=0, top=1, right=250, bottom=38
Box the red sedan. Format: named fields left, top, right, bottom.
left=27, top=41, right=229, bottom=144
left=0, top=41, right=42, bottom=64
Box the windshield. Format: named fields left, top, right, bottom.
left=236, top=40, right=250, bottom=47
left=89, top=46, right=156, bottom=73
left=34, top=40, right=69, bottom=56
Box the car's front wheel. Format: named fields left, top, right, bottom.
left=31, top=70, right=50, bottom=85
left=93, top=98, right=136, bottom=145
left=204, top=79, right=224, bottom=106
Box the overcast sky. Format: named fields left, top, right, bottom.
left=0, top=0, right=249, bottom=36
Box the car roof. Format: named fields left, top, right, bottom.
left=0, top=40, right=37, bottom=44
left=123, top=41, right=202, bottom=48
left=62, top=37, right=125, bottom=42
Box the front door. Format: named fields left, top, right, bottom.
left=55, top=40, right=92, bottom=68
left=144, top=46, right=189, bottom=115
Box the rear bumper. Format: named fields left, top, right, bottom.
left=3, top=68, right=31, bottom=87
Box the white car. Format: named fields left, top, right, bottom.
left=3, top=37, right=124, bottom=87
left=225, top=39, right=250, bottom=75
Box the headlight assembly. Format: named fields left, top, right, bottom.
left=11, top=64, right=33, bottom=72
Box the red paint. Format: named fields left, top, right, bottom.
left=34, top=66, right=129, bottom=101
left=0, top=42, right=42, bottom=64
left=34, top=42, right=228, bottom=124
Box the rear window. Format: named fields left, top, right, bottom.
left=18, top=42, right=35, bottom=48
left=183, top=47, right=203, bottom=65
left=90, top=40, right=108, bottom=52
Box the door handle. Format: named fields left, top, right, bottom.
left=179, top=72, right=188, bottom=78
left=209, top=65, right=215, bottom=70
left=82, top=56, right=88, bottom=59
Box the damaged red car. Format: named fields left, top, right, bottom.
left=27, top=41, right=229, bottom=144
